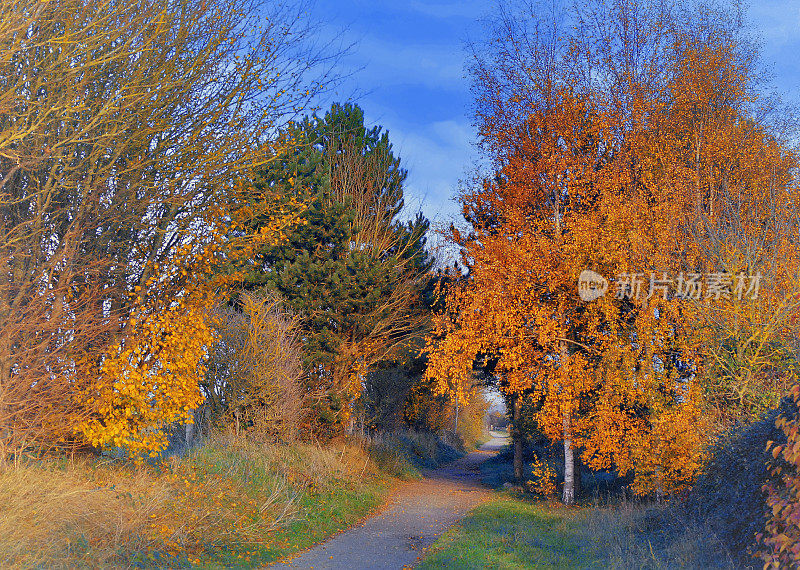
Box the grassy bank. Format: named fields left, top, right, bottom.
left=0, top=430, right=466, bottom=569
left=1, top=437, right=390, bottom=568
left=419, top=494, right=744, bottom=569
left=418, top=498, right=594, bottom=569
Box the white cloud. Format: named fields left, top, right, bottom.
left=377, top=117, right=477, bottom=226
left=405, top=0, right=486, bottom=20
left=349, top=37, right=466, bottom=91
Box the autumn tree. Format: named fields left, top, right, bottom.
left=649, top=34, right=800, bottom=427
left=0, top=0, right=334, bottom=460
left=202, top=292, right=304, bottom=441
left=426, top=0, right=794, bottom=502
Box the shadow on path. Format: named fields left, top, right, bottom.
left=269, top=434, right=508, bottom=570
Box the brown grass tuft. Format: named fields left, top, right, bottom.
left=0, top=457, right=168, bottom=568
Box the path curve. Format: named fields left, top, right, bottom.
left=269, top=434, right=507, bottom=570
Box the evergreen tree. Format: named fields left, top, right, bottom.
left=244, top=103, right=432, bottom=436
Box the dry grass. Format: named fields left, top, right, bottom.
left=580, top=496, right=743, bottom=569
left=0, top=457, right=170, bottom=568
left=0, top=435, right=387, bottom=568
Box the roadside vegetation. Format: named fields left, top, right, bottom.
left=0, top=0, right=487, bottom=566
left=421, top=399, right=788, bottom=569
left=420, top=494, right=741, bottom=570
left=419, top=498, right=593, bottom=570
left=0, top=429, right=477, bottom=568
left=421, top=0, right=800, bottom=565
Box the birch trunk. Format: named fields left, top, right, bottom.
left=563, top=413, right=575, bottom=505
left=513, top=394, right=524, bottom=482
left=560, top=340, right=575, bottom=505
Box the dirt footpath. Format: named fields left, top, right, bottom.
left=269, top=435, right=507, bottom=570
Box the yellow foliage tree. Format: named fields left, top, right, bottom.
left=0, top=0, right=329, bottom=460
left=78, top=194, right=306, bottom=457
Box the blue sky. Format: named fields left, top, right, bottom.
left=312, top=0, right=486, bottom=236
left=311, top=1, right=800, bottom=239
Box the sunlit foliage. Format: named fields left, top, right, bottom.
left=0, top=0, right=329, bottom=459
left=426, top=0, right=800, bottom=502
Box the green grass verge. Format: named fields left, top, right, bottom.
left=418, top=497, right=598, bottom=569
left=196, top=480, right=388, bottom=568
left=419, top=493, right=742, bottom=570
left=171, top=440, right=394, bottom=568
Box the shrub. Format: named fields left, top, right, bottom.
left=202, top=292, right=304, bottom=441
left=528, top=453, right=558, bottom=499
left=684, top=399, right=795, bottom=563
left=362, top=366, right=418, bottom=431
left=759, top=384, right=800, bottom=568
left=365, top=430, right=464, bottom=478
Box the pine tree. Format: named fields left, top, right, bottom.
left=242, top=103, right=432, bottom=436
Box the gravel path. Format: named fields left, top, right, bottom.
left=269, top=435, right=507, bottom=570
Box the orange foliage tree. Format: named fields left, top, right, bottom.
left=427, top=0, right=796, bottom=502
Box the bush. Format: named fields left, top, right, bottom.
left=361, top=365, right=418, bottom=431
left=202, top=292, right=304, bottom=441
left=365, top=430, right=464, bottom=478
left=683, top=398, right=795, bottom=563
left=759, top=384, right=800, bottom=568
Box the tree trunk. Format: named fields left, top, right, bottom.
left=563, top=414, right=575, bottom=505
left=0, top=345, right=8, bottom=465
left=557, top=338, right=576, bottom=505
left=454, top=392, right=459, bottom=434
left=513, top=394, right=523, bottom=482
